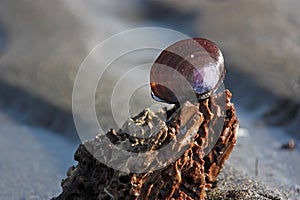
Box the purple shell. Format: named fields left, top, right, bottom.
left=150, top=38, right=226, bottom=104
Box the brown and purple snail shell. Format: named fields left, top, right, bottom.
left=150, top=38, right=226, bottom=104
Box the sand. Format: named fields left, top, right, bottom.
left=0, top=0, right=299, bottom=199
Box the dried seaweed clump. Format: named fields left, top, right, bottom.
left=53, top=90, right=238, bottom=200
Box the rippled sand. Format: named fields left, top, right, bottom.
left=0, top=0, right=299, bottom=199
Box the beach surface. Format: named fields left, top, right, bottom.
left=0, top=112, right=76, bottom=200
left=0, top=0, right=299, bottom=199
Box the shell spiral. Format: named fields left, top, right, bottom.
left=150, top=38, right=226, bottom=104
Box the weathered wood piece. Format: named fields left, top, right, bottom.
left=53, top=90, right=238, bottom=200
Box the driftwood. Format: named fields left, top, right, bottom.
left=53, top=90, right=238, bottom=200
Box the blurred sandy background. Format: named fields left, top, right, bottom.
left=0, top=0, right=299, bottom=136
left=0, top=0, right=299, bottom=199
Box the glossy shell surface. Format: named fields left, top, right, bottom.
left=150, top=38, right=225, bottom=104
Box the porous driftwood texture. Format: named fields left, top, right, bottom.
left=53, top=90, right=238, bottom=200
